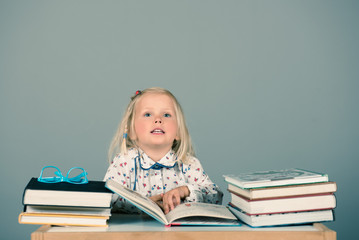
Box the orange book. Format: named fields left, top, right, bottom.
left=18, top=212, right=109, bottom=227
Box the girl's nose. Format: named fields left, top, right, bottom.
left=155, top=116, right=162, bottom=124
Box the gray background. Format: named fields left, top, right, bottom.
left=1, top=0, right=358, bottom=239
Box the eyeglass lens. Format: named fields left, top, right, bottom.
left=67, top=168, right=86, bottom=183
left=41, top=166, right=61, bottom=181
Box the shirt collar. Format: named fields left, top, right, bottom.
left=138, top=149, right=178, bottom=170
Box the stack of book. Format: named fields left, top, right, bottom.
left=223, top=168, right=337, bottom=227
left=18, top=178, right=113, bottom=227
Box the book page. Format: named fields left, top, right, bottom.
left=105, top=179, right=167, bottom=224
left=166, top=202, right=237, bottom=224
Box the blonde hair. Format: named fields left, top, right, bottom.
left=108, top=87, right=195, bottom=164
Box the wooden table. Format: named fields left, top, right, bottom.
left=31, top=214, right=336, bottom=240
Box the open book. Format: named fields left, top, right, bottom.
left=105, top=179, right=240, bottom=226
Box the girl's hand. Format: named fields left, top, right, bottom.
left=149, top=194, right=164, bottom=210
left=161, top=186, right=190, bottom=214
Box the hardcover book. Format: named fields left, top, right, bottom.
left=105, top=179, right=240, bottom=226
left=22, top=178, right=113, bottom=207
left=223, top=168, right=329, bottom=189
left=229, top=192, right=336, bottom=215
left=24, top=205, right=111, bottom=217
left=18, top=212, right=109, bottom=227
left=228, top=204, right=334, bottom=227
left=227, top=181, right=337, bottom=200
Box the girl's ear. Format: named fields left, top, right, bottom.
left=129, top=129, right=137, bottom=141
left=175, top=129, right=180, bottom=141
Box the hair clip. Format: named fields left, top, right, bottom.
left=130, top=90, right=142, bottom=101
left=122, top=127, right=128, bottom=154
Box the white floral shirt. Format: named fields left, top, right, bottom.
left=104, top=148, right=223, bottom=213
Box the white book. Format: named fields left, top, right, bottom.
left=25, top=205, right=111, bottom=216
left=230, top=193, right=336, bottom=215
left=224, top=169, right=329, bottom=189
left=105, top=179, right=240, bottom=226
left=228, top=206, right=334, bottom=227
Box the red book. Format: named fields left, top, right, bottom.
left=227, top=181, right=337, bottom=200
left=229, top=191, right=336, bottom=215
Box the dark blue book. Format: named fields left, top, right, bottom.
left=22, top=178, right=113, bottom=208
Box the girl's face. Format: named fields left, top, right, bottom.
left=133, top=93, right=179, bottom=155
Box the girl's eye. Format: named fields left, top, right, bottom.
left=144, top=113, right=151, bottom=117
left=164, top=113, right=171, bottom=118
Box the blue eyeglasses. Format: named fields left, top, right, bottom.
left=38, top=166, right=88, bottom=184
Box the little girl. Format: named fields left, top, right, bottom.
left=104, top=87, right=223, bottom=214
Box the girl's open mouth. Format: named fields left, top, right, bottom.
left=151, top=128, right=165, bottom=134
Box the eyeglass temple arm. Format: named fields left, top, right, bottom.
left=67, top=171, right=88, bottom=180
